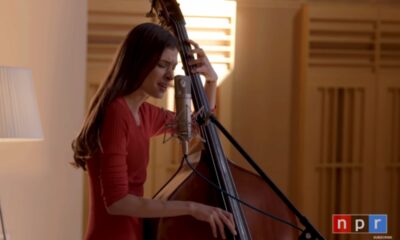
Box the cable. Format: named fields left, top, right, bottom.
left=182, top=154, right=303, bottom=232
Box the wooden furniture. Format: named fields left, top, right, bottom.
left=294, top=3, right=400, bottom=239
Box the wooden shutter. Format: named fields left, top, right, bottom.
left=295, top=3, right=400, bottom=239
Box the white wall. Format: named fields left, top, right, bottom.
left=0, top=0, right=86, bottom=239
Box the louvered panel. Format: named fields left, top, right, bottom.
left=298, top=4, right=400, bottom=239
left=87, top=1, right=150, bottom=44
left=88, top=44, right=118, bottom=55
left=375, top=70, right=400, bottom=238
left=380, top=7, right=400, bottom=68
left=88, top=0, right=150, bottom=14
left=377, top=19, right=400, bottom=236
left=308, top=19, right=376, bottom=68
left=310, top=49, right=374, bottom=67
left=89, top=14, right=148, bottom=28
left=310, top=21, right=375, bottom=33
left=87, top=53, right=114, bottom=62
left=87, top=0, right=151, bottom=87
left=308, top=4, right=377, bottom=21
left=294, top=4, right=400, bottom=239
left=309, top=34, right=375, bottom=44
left=87, top=62, right=109, bottom=86
left=309, top=58, right=373, bottom=67
left=316, top=88, right=364, bottom=239
left=88, top=29, right=133, bottom=43
left=387, top=88, right=400, bottom=238
left=186, top=17, right=231, bottom=30
left=185, top=31, right=232, bottom=41
left=380, top=21, right=400, bottom=68
left=87, top=0, right=236, bottom=88
left=182, top=2, right=235, bottom=79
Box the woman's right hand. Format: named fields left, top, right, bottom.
left=189, top=202, right=237, bottom=239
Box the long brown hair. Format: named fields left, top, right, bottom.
left=72, top=23, right=178, bottom=170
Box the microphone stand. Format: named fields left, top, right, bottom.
left=197, top=113, right=325, bottom=240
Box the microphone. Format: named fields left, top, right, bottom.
left=174, top=75, right=192, bottom=156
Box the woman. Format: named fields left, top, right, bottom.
left=72, top=23, right=237, bottom=240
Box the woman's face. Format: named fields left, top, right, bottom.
left=139, top=47, right=178, bottom=99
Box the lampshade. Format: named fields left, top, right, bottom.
left=0, top=66, right=43, bottom=141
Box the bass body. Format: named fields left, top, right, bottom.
left=144, top=151, right=298, bottom=240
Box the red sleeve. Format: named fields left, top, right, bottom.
left=98, top=101, right=130, bottom=207
left=144, top=103, right=175, bottom=137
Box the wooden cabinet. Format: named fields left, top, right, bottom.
left=294, top=3, right=400, bottom=239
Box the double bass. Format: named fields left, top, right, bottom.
left=143, top=0, right=323, bottom=239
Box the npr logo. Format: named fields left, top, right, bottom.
left=332, top=214, right=387, bottom=234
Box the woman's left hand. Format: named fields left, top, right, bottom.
left=187, top=39, right=218, bottom=83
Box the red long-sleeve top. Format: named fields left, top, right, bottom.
left=85, top=97, right=174, bottom=240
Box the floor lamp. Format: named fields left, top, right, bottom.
left=0, top=66, right=43, bottom=240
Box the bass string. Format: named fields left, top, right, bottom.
left=172, top=17, right=250, bottom=227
